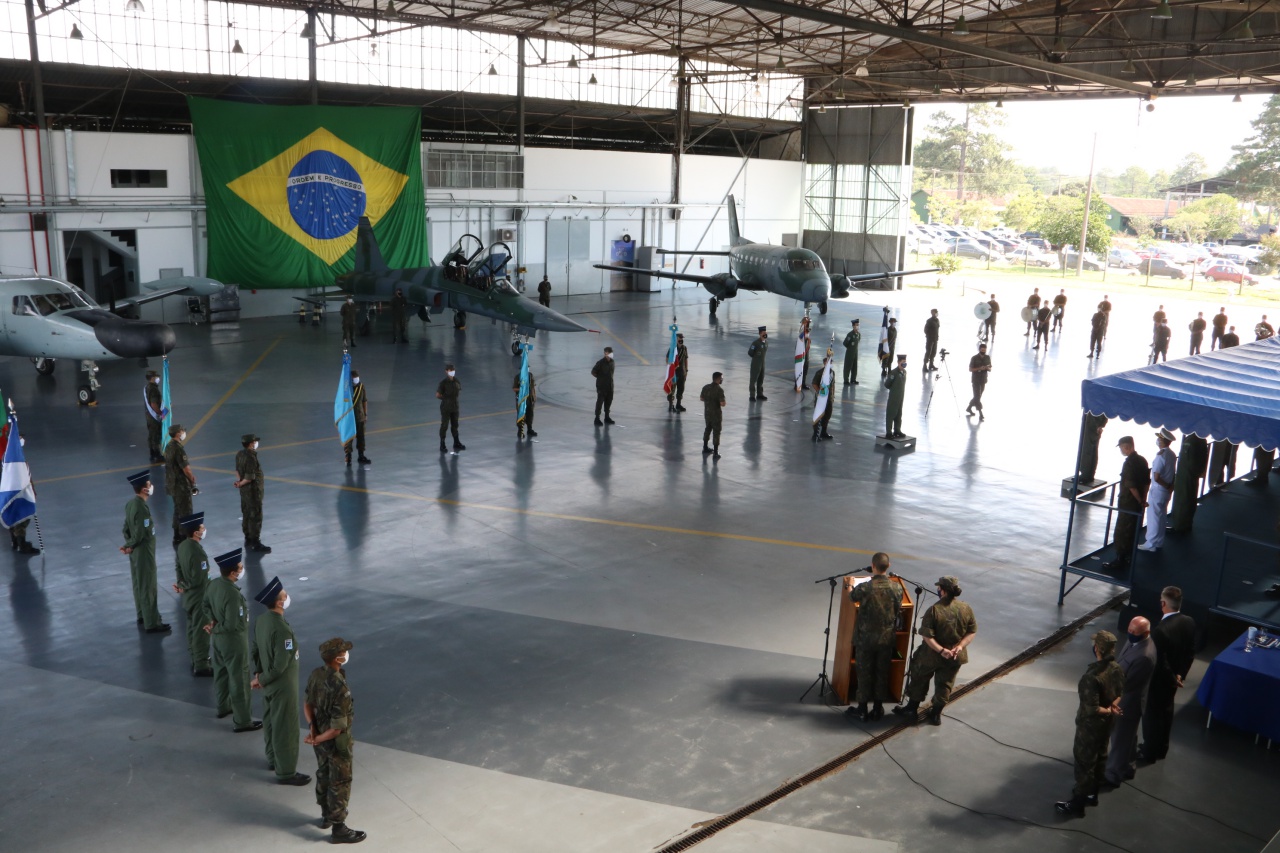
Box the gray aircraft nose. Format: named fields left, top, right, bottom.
left=802, top=278, right=832, bottom=303
left=94, top=318, right=178, bottom=358
left=532, top=305, right=589, bottom=333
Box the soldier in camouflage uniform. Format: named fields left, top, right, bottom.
left=1056, top=631, right=1125, bottom=817
left=340, top=296, right=358, bottom=348
left=173, top=512, right=213, bottom=675
left=252, top=576, right=310, bottom=786
left=163, top=424, right=197, bottom=545
left=120, top=471, right=169, bottom=633
left=893, top=575, right=976, bottom=725
left=234, top=434, right=271, bottom=553
left=305, top=637, right=367, bottom=844
left=846, top=552, right=902, bottom=722
left=203, top=548, right=259, bottom=732
left=437, top=364, right=464, bottom=452
left=144, top=370, right=165, bottom=463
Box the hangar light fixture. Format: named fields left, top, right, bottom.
left=544, top=14, right=562, bottom=32
left=1184, top=71, right=1197, bottom=86
left=953, top=15, right=970, bottom=35
left=369, top=39, right=378, bottom=57
left=818, top=103, right=827, bottom=113
left=125, top=0, right=144, bottom=12
left=384, top=0, right=396, bottom=14
left=300, top=21, right=314, bottom=39
left=1151, top=0, right=1172, bottom=19
left=70, top=24, right=83, bottom=39
left=567, top=56, right=578, bottom=69
left=1235, top=20, right=1255, bottom=39
left=1052, top=35, right=1066, bottom=53
left=996, top=98, right=1003, bottom=108
left=1121, top=58, right=1136, bottom=75
left=588, top=73, right=598, bottom=85
left=854, top=60, right=869, bottom=77
left=774, top=53, right=786, bottom=71
left=488, top=63, right=498, bottom=76
left=1233, top=93, right=1243, bottom=102
left=231, top=39, right=243, bottom=54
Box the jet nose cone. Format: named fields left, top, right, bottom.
left=534, top=306, right=589, bottom=333
left=95, top=319, right=177, bottom=359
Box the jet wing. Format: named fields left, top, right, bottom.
left=114, top=285, right=190, bottom=309
left=593, top=264, right=723, bottom=286
left=292, top=291, right=362, bottom=306
left=848, top=267, right=939, bottom=282
left=654, top=249, right=731, bottom=256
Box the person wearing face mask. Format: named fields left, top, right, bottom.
left=1055, top=631, right=1124, bottom=817
left=305, top=638, right=367, bottom=844
left=346, top=370, right=371, bottom=467
left=340, top=296, right=358, bottom=349
left=252, top=576, right=310, bottom=786
left=173, top=512, right=213, bottom=676
left=163, top=424, right=197, bottom=546
left=436, top=363, right=464, bottom=453
left=120, top=471, right=170, bottom=633
left=203, top=548, right=260, bottom=732
left=1104, top=616, right=1156, bottom=788
left=144, top=369, right=166, bottom=464
left=591, top=347, right=616, bottom=426
left=235, top=434, right=271, bottom=554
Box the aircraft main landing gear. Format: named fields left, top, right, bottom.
left=819, top=300, right=829, bottom=315
left=78, top=359, right=101, bottom=406
left=32, top=357, right=56, bottom=376
left=708, top=296, right=719, bottom=316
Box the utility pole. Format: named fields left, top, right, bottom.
left=955, top=103, right=969, bottom=217
left=1076, top=133, right=1097, bottom=276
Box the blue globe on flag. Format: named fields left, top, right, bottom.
left=287, top=150, right=367, bottom=240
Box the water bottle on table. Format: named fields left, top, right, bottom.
left=1245, top=626, right=1258, bottom=652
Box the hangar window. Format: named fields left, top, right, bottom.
left=111, top=169, right=169, bottom=189
left=426, top=151, right=523, bottom=189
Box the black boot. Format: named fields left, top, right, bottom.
left=926, top=706, right=943, bottom=726
left=676, top=404, right=687, bottom=412
left=250, top=540, right=272, bottom=555
left=330, top=823, right=367, bottom=844
left=1054, top=797, right=1086, bottom=817
left=345, top=451, right=352, bottom=468
left=892, top=700, right=920, bottom=722
left=17, top=538, right=39, bottom=555
left=856, top=702, right=869, bottom=721
left=527, top=429, right=538, bottom=438
left=702, top=445, right=712, bottom=455
left=357, top=455, right=371, bottom=465
left=871, top=701, right=884, bottom=721
left=453, top=442, right=466, bottom=451
left=712, top=447, right=720, bottom=459
left=440, top=441, right=448, bottom=453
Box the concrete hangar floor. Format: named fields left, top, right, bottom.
left=2, top=286, right=1276, bottom=853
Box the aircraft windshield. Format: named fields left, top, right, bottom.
left=788, top=258, right=821, bottom=271
left=493, top=278, right=518, bottom=296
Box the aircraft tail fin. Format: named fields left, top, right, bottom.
left=353, top=217, right=389, bottom=274
left=727, top=195, right=743, bottom=245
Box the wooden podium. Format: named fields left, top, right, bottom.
left=831, top=575, right=914, bottom=705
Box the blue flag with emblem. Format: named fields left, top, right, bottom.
left=0, top=408, right=36, bottom=529
left=663, top=323, right=679, bottom=396
left=188, top=97, right=429, bottom=288
left=335, top=352, right=357, bottom=446
left=160, top=356, right=173, bottom=451
left=516, top=342, right=533, bottom=427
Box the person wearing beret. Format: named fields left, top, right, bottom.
left=173, top=512, right=213, bottom=676
left=252, top=577, right=309, bottom=786
left=120, top=471, right=169, bottom=634
left=1055, top=631, right=1124, bottom=817
left=202, top=549, right=259, bottom=732
left=163, top=424, right=197, bottom=546
left=894, top=576, right=977, bottom=726
left=883, top=354, right=908, bottom=439
left=305, top=638, right=367, bottom=844
left=234, top=434, right=271, bottom=554
left=144, top=370, right=166, bottom=464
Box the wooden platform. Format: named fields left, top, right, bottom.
left=875, top=434, right=917, bottom=451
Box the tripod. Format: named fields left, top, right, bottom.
left=925, top=350, right=962, bottom=417
left=886, top=572, right=940, bottom=701
left=799, top=571, right=861, bottom=703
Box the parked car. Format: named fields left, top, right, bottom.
left=1006, top=246, right=1054, bottom=267
left=1139, top=258, right=1187, bottom=279
left=1023, top=237, right=1052, bottom=253
left=1060, top=250, right=1105, bottom=272
left=1154, top=246, right=1192, bottom=265
left=1108, top=248, right=1142, bottom=269
left=942, top=237, right=1001, bottom=261
left=1201, top=261, right=1257, bottom=286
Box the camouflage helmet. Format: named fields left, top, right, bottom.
left=1092, top=630, right=1117, bottom=657
left=936, top=576, right=962, bottom=596
left=319, top=637, right=353, bottom=661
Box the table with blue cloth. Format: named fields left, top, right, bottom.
left=1196, top=632, right=1280, bottom=744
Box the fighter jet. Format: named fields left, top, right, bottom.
left=299, top=217, right=587, bottom=349
left=0, top=275, right=177, bottom=404
left=595, top=196, right=936, bottom=315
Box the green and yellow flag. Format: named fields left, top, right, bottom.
left=189, top=97, right=429, bottom=288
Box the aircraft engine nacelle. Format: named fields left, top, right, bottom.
left=829, top=274, right=851, bottom=299
left=703, top=274, right=740, bottom=300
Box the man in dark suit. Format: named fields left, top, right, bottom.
left=1140, top=586, right=1197, bottom=761
left=1104, top=616, right=1156, bottom=786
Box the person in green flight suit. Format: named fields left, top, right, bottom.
left=591, top=347, right=616, bottom=426
left=345, top=370, right=371, bottom=467
left=893, top=575, right=977, bottom=726
left=340, top=296, right=358, bottom=348
left=842, top=319, right=861, bottom=386
left=389, top=288, right=408, bottom=344
left=304, top=637, right=368, bottom=845
left=120, top=471, right=170, bottom=634
left=173, top=512, right=213, bottom=676
left=537, top=275, right=552, bottom=307
left=1055, top=630, right=1125, bottom=817
left=163, top=423, right=197, bottom=546
left=883, top=354, right=908, bottom=439
left=846, top=552, right=902, bottom=722
left=235, top=434, right=272, bottom=554
left=748, top=326, right=769, bottom=401
left=436, top=363, right=464, bottom=453
left=1169, top=434, right=1208, bottom=532
left=699, top=371, right=726, bottom=458
left=667, top=333, right=689, bottom=413
left=144, top=369, right=165, bottom=464
left=252, top=576, right=311, bottom=786
left=203, top=548, right=260, bottom=733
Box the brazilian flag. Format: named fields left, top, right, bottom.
left=189, top=97, right=429, bottom=288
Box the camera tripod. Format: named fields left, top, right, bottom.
left=925, top=349, right=962, bottom=417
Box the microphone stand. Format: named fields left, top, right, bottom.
left=887, top=573, right=940, bottom=701
left=799, top=570, right=864, bottom=703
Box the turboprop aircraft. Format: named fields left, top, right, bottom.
left=0, top=275, right=177, bottom=404
left=594, top=196, right=935, bottom=315
left=296, top=217, right=588, bottom=350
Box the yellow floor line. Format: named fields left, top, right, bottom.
left=185, top=336, right=284, bottom=443
left=583, top=312, right=650, bottom=366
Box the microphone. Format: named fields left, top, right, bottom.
left=857, top=565, right=873, bottom=573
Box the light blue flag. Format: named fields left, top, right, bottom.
left=335, top=352, right=357, bottom=445
left=159, top=357, right=173, bottom=450
left=516, top=342, right=533, bottom=425
left=663, top=323, right=679, bottom=397
left=0, top=410, right=36, bottom=529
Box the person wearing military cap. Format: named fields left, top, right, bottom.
left=842, top=319, right=861, bottom=386
left=202, top=548, right=259, bottom=732
left=591, top=347, right=616, bottom=426
left=437, top=363, right=465, bottom=452
left=747, top=327, right=769, bottom=401
left=120, top=471, right=170, bottom=633
left=252, top=576, right=310, bottom=786
left=893, top=576, right=977, bottom=726
left=144, top=370, right=166, bottom=464
left=305, top=638, right=367, bottom=844
left=845, top=553, right=902, bottom=722
left=1104, top=437, right=1149, bottom=572
left=883, top=354, right=908, bottom=439
left=235, top=434, right=271, bottom=554
left=1055, top=630, right=1124, bottom=817
left=346, top=369, right=371, bottom=467
left=667, top=333, right=689, bottom=413
left=163, top=424, right=197, bottom=545
left=173, top=513, right=213, bottom=676
left=699, top=372, right=726, bottom=458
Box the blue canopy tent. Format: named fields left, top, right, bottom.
left=1060, top=337, right=1280, bottom=623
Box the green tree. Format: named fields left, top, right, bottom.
left=1224, top=94, right=1280, bottom=207
left=1035, top=196, right=1113, bottom=254
left=912, top=104, right=1025, bottom=201
left=1127, top=213, right=1157, bottom=247
left=1002, top=191, right=1047, bottom=232
left=1255, top=233, right=1280, bottom=275
left=1165, top=194, right=1242, bottom=242
left=929, top=253, right=964, bottom=276
left=1169, top=152, right=1209, bottom=189
left=1115, top=166, right=1154, bottom=198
